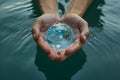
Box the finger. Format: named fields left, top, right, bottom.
left=80, top=29, right=90, bottom=44
left=78, top=20, right=90, bottom=43
left=80, top=32, right=87, bottom=44
left=37, top=37, right=50, bottom=54
left=57, top=50, right=67, bottom=62
left=66, top=30, right=89, bottom=55
left=65, top=38, right=79, bottom=54
left=38, top=36, right=58, bottom=61
left=65, top=39, right=82, bottom=56
left=48, top=48, right=58, bottom=61
left=32, top=19, right=41, bottom=40
left=78, top=19, right=89, bottom=37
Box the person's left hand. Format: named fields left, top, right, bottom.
left=31, top=13, right=60, bottom=61
left=57, top=14, right=90, bottom=61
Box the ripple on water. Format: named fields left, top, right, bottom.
left=0, top=0, right=120, bottom=80
left=0, top=0, right=34, bottom=54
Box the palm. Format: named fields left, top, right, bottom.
left=57, top=14, right=89, bottom=61
left=32, top=14, right=60, bottom=60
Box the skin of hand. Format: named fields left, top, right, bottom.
left=57, top=14, right=90, bottom=62
left=31, top=13, right=89, bottom=62
left=31, top=13, right=60, bottom=61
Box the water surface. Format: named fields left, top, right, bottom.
left=0, top=0, right=120, bottom=80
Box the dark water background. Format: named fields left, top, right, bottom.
left=0, top=0, right=120, bottom=80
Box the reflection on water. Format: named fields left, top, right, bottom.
left=35, top=46, right=86, bottom=80
left=83, top=0, right=105, bottom=28
left=1, top=0, right=120, bottom=80
left=30, top=0, right=41, bottom=18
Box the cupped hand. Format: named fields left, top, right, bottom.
left=57, top=14, right=90, bottom=61
left=31, top=13, right=60, bottom=61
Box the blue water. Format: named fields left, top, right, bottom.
left=0, top=0, right=120, bottom=80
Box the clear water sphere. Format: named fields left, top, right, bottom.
left=46, top=23, right=74, bottom=50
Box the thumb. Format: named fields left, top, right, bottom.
left=31, top=23, right=40, bottom=40
left=32, top=29, right=40, bottom=40
left=80, top=31, right=89, bottom=44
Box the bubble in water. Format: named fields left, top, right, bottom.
left=46, top=23, right=74, bottom=50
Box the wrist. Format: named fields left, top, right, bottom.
left=64, top=0, right=93, bottom=17
left=65, top=8, right=84, bottom=17
left=43, top=11, right=58, bottom=16
left=37, top=0, right=58, bottom=16
left=40, top=6, right=58, bottom=15
left=42, top=13, right=59, bottom=19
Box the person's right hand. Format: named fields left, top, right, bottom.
left=57, top=14, right=90, bottom=61
left=31, top=13, right=60, bottom=61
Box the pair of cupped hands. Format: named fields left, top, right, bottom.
left=32, top=13, right=89, bottom=62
